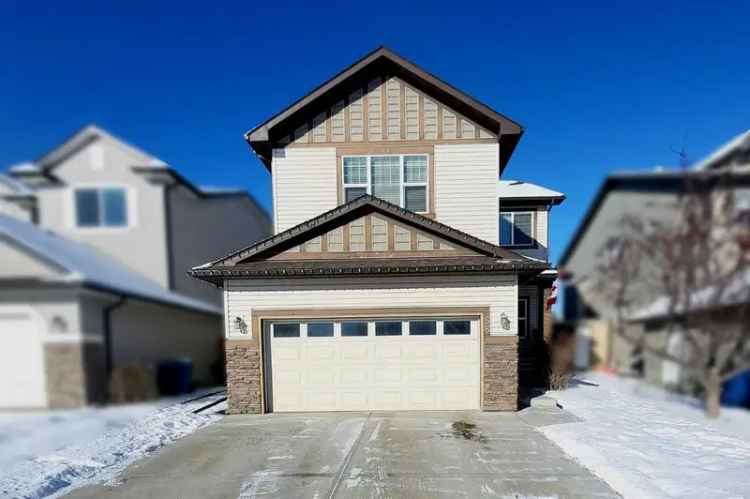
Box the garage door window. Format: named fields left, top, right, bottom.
left=307, top=322, right=334, bottom=337
left=444, top=320, right=471, bottom=335
left=273, top=323, right=300, bottom=338
left=409, top=320, right=436, bottom=335
left=341, top=321, right=368, bottom=337
left=375, top=321, right=402, bottom=336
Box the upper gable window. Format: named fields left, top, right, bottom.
left=500, top=211, right=534, bottom=247
left=75, top=188, right=128, bottom=228
left=342, top=154, right=428, bottom=213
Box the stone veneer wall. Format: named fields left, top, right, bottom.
left=482, top=335, right=519, bottom=411
left=44, top=342, right=105, bottom=408
left=225, top=340, right=262, bottom=414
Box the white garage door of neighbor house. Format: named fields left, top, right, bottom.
left=0, top=308, right=47, bottom=408
left=267, top=317, right=480, bottom=412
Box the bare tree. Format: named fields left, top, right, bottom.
left=596, top=170, right=750, bottom=417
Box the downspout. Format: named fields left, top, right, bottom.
left=163, top=181, right=178, bottom=290
left=103, top=296, right=127, bottom=383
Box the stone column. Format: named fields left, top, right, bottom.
left=225, top=340, right=262, bottom=414
left=482, top=336, right=519, bottom=411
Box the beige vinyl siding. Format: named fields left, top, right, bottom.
left=434, top=143, right=500, bottom=244
left=225, top=274, right=518, bottom=339
left=272, top=147, right=337, bottom=233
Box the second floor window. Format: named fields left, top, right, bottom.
left=343, top=154, right=428, bottom=213
left=500, top=211, right=534, bottom=247
left=75, top=188, right=127, bottom=228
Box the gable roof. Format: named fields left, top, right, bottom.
left=245, top=46, right=524, bottom=173
left=0, top=215, right=221, bottom=315
left=9, top=125, right=162, bottom=180
left=191, top=195, right=547, bottom=284
left=692, top=129, right=750, bottom=171
left=498, top=180, right=565, bottom=204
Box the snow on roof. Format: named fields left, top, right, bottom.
left=0, top=174, right=34, bottom=196
left=0, top=215, right=220, bottom=315
left=8, top=161, right=40, bottom=174
left=498, top=180, right=565, bottom=202
left=692, top=129, right=750, bottom=171
left=629, top=269, right=750, bottom=321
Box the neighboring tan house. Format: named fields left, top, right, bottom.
left=559, top=129, right=750, bottom=388
left=0, top=125, right=270, bottom=408
left=191, top=47, right=565, bottom=414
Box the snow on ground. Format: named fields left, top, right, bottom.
left=0, top=390, right=225, bottom=499
left=543, top=372, right=750, bottom=499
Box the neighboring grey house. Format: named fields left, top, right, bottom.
left=191, top=47, right=565, bottom=414
left=560, top=129, right=750, bottom=387
left=0, top=125, right=270, bottom=408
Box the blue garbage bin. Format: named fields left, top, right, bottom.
left=721, top=369, right=750, bottom=408
left=157, top=358, right=193, bottom=396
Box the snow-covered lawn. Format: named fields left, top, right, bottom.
left=0, top=390, right=225, bottom=499
left=544, top=372, right=750, bottom=499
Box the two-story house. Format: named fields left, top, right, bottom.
left=0, top=125, right=270, bottom=408
left=560, top=129, right=750, bottom=388
left=192, top=47, right=564, bottom=414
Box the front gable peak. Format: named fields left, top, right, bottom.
left=246, top=47, right=524, bottom=174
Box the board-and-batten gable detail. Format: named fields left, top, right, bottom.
left=270, top=211, right=476, bottom=260
left=276, top=76, right=497, bottom=148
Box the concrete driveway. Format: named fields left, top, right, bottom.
left=66, top=410, right=618, bottom=498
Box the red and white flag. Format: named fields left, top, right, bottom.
left=546, top=278, right=559, bottom=311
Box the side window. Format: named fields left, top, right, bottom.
left=518, top=298, right=529, bottom=338
left=75, top=188, right=127, bottom=228
left=499, top=211, right=534, bottom=247
left=343, top=157, right=368, bottom=202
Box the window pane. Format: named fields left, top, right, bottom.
left=403, top=155, right=427, bottom=182
left=518, top=318, right=528, bottom=338
left=500, top=213, right=513, bottom=245
left=307, top=322, right=334, bottom=337
left=404, top=186, right=426, bottom=212
left=75, top=189, right=100, bottom=227
left=375, top=321, right=402, bottom=336
left=343, top=157, right=367, bottom=184
left=345, top=187, right=367, bottom=203
left=444, top=320, right=471, bottom=335
left=103, top=188, right=127, bottom=226
left=371, top=156, right=401, bottom=205
left=409, top=320, right=436, bottom=335
left=341, top=321, right=368, bottom=337
left=518, top=299, right=528, bottom=319
left=513, top=213, right=533, bottom=245
left=273, top=323, right=300, bottom=338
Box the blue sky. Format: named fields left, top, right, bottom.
left=1, top=1, right=748, bottom=264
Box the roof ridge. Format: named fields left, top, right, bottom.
left=196, top=195, right=529, bottom=269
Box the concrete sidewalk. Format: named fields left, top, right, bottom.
left=66, top=410, right=618, bottom=498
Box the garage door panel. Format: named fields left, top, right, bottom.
left=0, top=310, right=47, bottom=408
left=374, top=367, right=404, bottom=384
left=269, top=317, right=480, bottom=412
left=307, top=344, right=336, bottom=362
left=340, top=367, right=368, bottom=385
left=340, top=343, right=370, bottom=361
left=307, top=367, right=337, bottom=385
left=407, top=366, right=440, bottom=383
left=375, top=343, right=402, bottom=361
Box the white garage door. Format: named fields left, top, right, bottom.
left=0, top=308, right=47, bottom=408
left=267, top=317, right=480, bottom=412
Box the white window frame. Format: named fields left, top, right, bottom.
left=71, top=185, right=132, bottom=231
left=518, top=297, right=529, bottom=339
left=499, top=211, right=535, bottom=247
left=341, top=154, right=429, bottom=213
